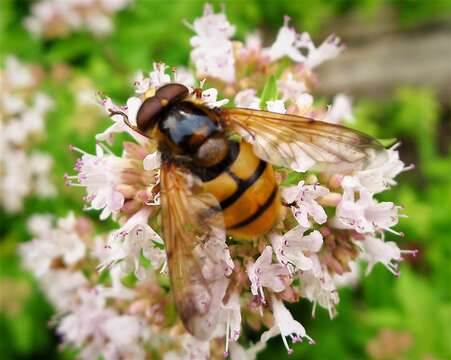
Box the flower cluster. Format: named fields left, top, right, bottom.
left=22, top=4, right=414, bottom=359
left=24, top=0, right=132, bottom=38
left=0, top=56, right=55, bottom=213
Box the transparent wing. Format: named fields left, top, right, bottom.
left=222, top=108, right=387, bottom=172
left=160, top=161, right=226, bottom=340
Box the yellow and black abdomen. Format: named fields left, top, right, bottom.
left=202, top=141, right=281, bottom=239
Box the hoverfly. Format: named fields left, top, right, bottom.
left=118, top=83, right=385, bottom=339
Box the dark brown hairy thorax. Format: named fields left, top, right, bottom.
left=157, top=100, right=228, bottom=157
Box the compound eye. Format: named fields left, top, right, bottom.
left=156, top=83, right=189, bottom=105
left=136, top=96, right=162, bottom=132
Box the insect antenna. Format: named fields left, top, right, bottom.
left=108, top=109, right=143, bottom=134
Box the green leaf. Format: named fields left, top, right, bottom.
left=377, top=138, right=398, bottom=147
left=281, top=171, right=304, bottom=187
left=121, top=272, right=138, bottom=288
left=259, top=75, right=278, bottom=108
left=98, top=268, right=110, bottom=284
left=139, top=249, right=151, bottom=269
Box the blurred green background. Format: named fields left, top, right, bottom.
left=1, top=0, right=450, bottom=359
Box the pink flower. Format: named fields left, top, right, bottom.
left=333, top=261, right=360, bottom=288
left=234, top=89, right=260, bottom=109
left=264, top=17, right=306, bottom=63
left=357, top=145, right=413, bottom=193
left=271, top=227, right=323, bottom=273
left=333, top=176, right=400, bottom=234
left=40, top=270, right=87, bottom=311
left=149, top=62, right=172, bottom=88
left=325, top=94, right=355, bottom=124
left=299, top=255, right=339, bottom=318
left=246, top=246, right=289, bottom=303
left=261, top=296, right=314, bottom=354
left=358, top=235, right=416, bottom=276
left=69, top=145, right=127, bottom=220
left=195, top=227, right=234, bottom=280
left=20, top=212, right=86, bottom=277
left=266, top=99, right=286, bottom=114
left=143, top=151, right=161, bottom=171
left=172, top=334, right=210, bottom=360
left=99, top=208, right=165, bottom=278
left=229, top=341, right=266, bottom=360
left=57, top=288, right=116, bottom=349
left=277, top=73, right=307, bottom=102
left=218, top=291, right=242, bottom=357
left=200, top=87, right=229, bottom=108
left=283, top=180, right=329, bottom=228
left=189, top=4, right=236, bottom=83
left=58, top=287, right=144, bottom=360
left=303, top=34, right=344, bottom=69
left=264, top=17, right=343, bottom=69
left=96, top=96, right=147, bottom=145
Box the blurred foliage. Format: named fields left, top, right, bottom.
left=1, top=0, right=450, bottom=359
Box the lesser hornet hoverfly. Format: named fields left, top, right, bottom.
left=117, top=83, right=385, bottom=339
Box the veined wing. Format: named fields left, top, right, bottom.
left=221, top=108, right=386, bottom=173
left=160, top=160, right=226, bottom=340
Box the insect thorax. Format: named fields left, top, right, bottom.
left=157, top=101, right=229, bottom=166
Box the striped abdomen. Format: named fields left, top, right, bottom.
left=202, top=141, right=281, bottom=239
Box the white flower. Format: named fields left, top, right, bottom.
left=234, top=89, right=260, bottom=109
left=85, top=12, right=113, bottom=36
left=97, top=96, right=147, bottom=144
left=99, top=208, right=165, bottom=278
left=299, top=255, right=339, bottom=318
left=326, top=94, right=355, bottom=124
left=100, top=315, right=143, bottom=349
left=246, top=246, right=289, bottom=303
left=3, top=56, right=35, bottom=88
left=189, top=4, right=236, bottom=83
left=133, top=71, right=151, bottom=94
left=200, top=87, right=229, bottom=108
left=40, top=270, right=88, bottom=311
left=173, top=67, right=196, bottom=87
left=283, top=180, right=329, bottom=228
left=264, top=16, right=306, bottom=63
left=264, top=17, right=343, bottom=69
left=26, top=213, right=53, bottom=238
left=266, top=99, right=286, bottom=114
left=357, top=145, right=413, bottom=193
left=24, top=0, right=131, bottom=38
left=57, top=288, right=115, bottom=348
left=218, top=291, right=242, bottom=357
left=58, top=287, right=144, bottom=360
left=271, top=227, right=323, bottom=273
left=134, top=64, right=195, bottom=96
left=303, top=34, right=344, bottom=69
left=242, top=32, right=263, bottom=54
left=97, top=265, right=135, bottom=300
left=30, top=151, right=57, bottom=197
left=277, top=73, right=307, bottom=102
left=0, top=149, right=31, bottom=212
left=143, top=151, right=161, bottom=171
left=295, top=93, right=315, bottom=115
left=149, top=62, right=172, bottom=88
left=333, top=176, right=400, bottom=234
left=0, top=56, right=55, bottom=212
left=195, top=227, right=234, bottom=281
left=261, top=296, right=314, bottom=354
left=229, top=341, right=266, bottom=360
left=70, top=144, right=128, bottom=220
left=358, top=235, right=415, bottom=276
left=20, top=212, right=86, bottom=277
left=333, top=261, right=360, bottom=288
left=164, top=334, right=210, bottom=360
